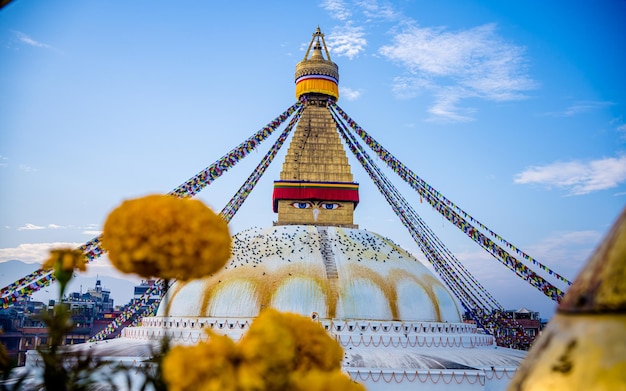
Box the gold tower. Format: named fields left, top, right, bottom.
left=273, top=28, right=359, bottom=227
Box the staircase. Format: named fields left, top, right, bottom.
left=316, top=226, right=338, bottom=279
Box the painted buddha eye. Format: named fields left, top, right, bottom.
left=290, top=201, right=313, bottom=209
left=320, top=202, right=341, bottom=210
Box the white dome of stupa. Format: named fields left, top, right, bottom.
left=114, top=223, right=525, bottom=391
left=156, top=225, right=461, bottom=323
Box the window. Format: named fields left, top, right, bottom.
left=525, top=329, right=536, bottom=337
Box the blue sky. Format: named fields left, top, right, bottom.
left=1, top=0, right=625, bottom=318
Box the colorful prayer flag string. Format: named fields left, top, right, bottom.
left=88, top=280, right=166, bottom=341
left=1, top=101, right=304, bottom=309
left=330, top=102, right=571, bottom=289
left=89, top=104, right=305, bottom=339
left=333, top=110, right=530, bottom=348
left=169, top=100, right=304, bottom=198
left=219, top=105, right=304, bottom=222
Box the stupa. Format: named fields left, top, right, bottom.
left=34, top=28, right=526, bottom=390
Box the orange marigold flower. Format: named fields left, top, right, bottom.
left=238, top=308, right=345, bottom=388
left=280, top=311, right=344, bottom=372
left=101, top=194, right=231, bottom=280
left=42, top=248, right=87, bottom=298
left=163, top=310, right=365, bottom=390
left=42, top=248, right=87, bottom=273
left=239, top=309, right=297, bottom=389
left=290, top=369, right=366, bottom=391
left=163, top=331, right=239, bottom=391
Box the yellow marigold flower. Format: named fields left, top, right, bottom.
left=101, top=194, right=231, bottom=280
left=290, top=369, right=366, bottom=391
left=238, top=309, right=346, bottom=388
left=42, top=248, right=87, bottom=273
left=239, top=309, right=297, bottom=389
left=236, top=362, right=266, bottom=391
left=280, top=311, right=344, bottom=372
left=42, top=248, right=87, bottom=286
left=163, top=310, right=366, bottom=391
left=163, top=331, right=239, bottom=391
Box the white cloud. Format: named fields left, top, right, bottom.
left=389, top=76, right=431, bottom=99
left=18, top=164, right=37, bottom=172
left=322, top=0, right=352, bottom=21
left=460, top=229, right=600, bottom=271
left=82, top=230, right=103, bottom=236
left=544, top=100, right=613, bottom=117
left=0, top=243, right=140, bottom=284
left=0, top=155, right=7, bottom=167
left=0, top=242, right=82, bottom=263
left=322, top=0, right=400, bottom=23
left=514, top=155, right=626, bottom=195
left=519, top=229, right=599, bottom=284
left=617, top=123, right=626, bottom=140
left=453, top=229, right=599, bottom=316
left=13, top=31, right=54, bottom=49
left=379, top=23, right=535, bottom=121
left=428, top=87, right=475, bottom=122
left=526, top=230, right=600, bottom=268
left=356, top=0, right=399, bottom=21
left=339, top=86, right=363, bottom=100
left=16, top=223, right=70, bottom=231
left=17, top=223, right=45, bottom=231
left=327, top=24, right=367, bottom=59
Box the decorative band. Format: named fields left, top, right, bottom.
left=272, top=181, right=359, bottom=212
left=295, top=74, right=338, bottom=84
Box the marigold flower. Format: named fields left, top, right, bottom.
left=163, top=331, right=239, bottom=391
left=239, top=309, right=297, bottom=389
left=42, top=248, right=87, bottom=273
left=236, top=362, right=266, bottom=391
left=101, top=194, right=231, bottom=280
left=290, top=369, right=366, bottom=391
left=240, top=309, right=343, bottom=372
left=161, top=310, right=364, bottom=390
left=42, top=248, right=87, bottom=286
left=237, top=309, right=345, bottom=388
left=280, top=311, right=344, bottom=372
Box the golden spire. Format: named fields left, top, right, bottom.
left=273, top=28, right=358, bottom=228
left=294, top=27, right=339, bottom=100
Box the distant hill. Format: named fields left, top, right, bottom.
left=0, top=260, right=138, bottom=307
left=0, top=260, right=39, bottom=284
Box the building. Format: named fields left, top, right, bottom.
left=0, top=279, right=119, bottom=365
left=132, top=280, right=160, bottom=305
left=505, top=308, right=541, bottom=341
left=45, top=28, right=530, bottom=391
left=0, top=298, right=47, bottom=366
left=462, top=307, right=543, bottom=349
